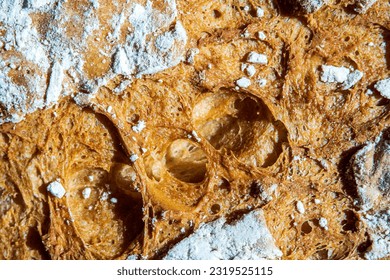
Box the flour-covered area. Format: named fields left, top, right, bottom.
left=0, top=0, right=187, bottom=124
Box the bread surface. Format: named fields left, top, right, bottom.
left=0, top=0, right=389, bottom=260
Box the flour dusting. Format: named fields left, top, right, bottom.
left=350, top=130, right=390, bottom=259
left=354, top=0, right=377, bottom=14
left=363, top=210, right=390, bottom=260
left=0, top=0, right=187, bottom=124
left=320, top=65, right=363, bottom=89
left=113, top=0, right=186, bottom=77
left=351, top=132, right=389, bottom=212
left=163, top=209, right=283, bottom=260
left=374, top=78, right=390, bottom=99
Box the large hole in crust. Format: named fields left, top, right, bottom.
left=165, top=139, right=208, bottom=183
left=66, top=168, right=143, bottom=258
left=193, top=92, right=288, bottom=167
left=142, top=131, right=209, bottom=211
left=111, top=163, right=142, bottom=199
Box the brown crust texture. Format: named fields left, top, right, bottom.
left=0, top=0, right=389, bottom=259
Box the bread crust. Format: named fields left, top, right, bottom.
left=0, top=0, right=389, bottom=260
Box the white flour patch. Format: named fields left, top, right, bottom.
left=256, top=7, right=264, bottom=17
left=0, top=0, right=96, bottom=124
left=0, top=0, right=187, bottom=124
left=82, top=187, right=92, bottom=199
left=318, top=217, right=328, bottom=230
left=236, top=77, right=251, bottom=88
left=115, top=0, right=187, bottom=78
left=163, top=209, right=282, bottom=260
left=130, top=154, right=139, bottom=162
left=342, top=70, right=363, bottom=90
left=246, top=52, right=268, bottom=65
left=257, top=31, right=267, bottom=40
left=132, top=120, right=146, bottom=133
left=351, top=132, right=389, bottom=212
left=363, top=211, right=390, bottom=260
left=351, top=131, right=390, bottom=259
left=320, top=65, right=363, bottom=89
left=47, top=180, right=66, bottom=198
left=113, top=47, right=134, bottom=76
left=45, top=61, right=65, bottom=105
left=245, top=65, right=256, bottom=77
left=320, top=65, right=350, bottom=83
left=292, top=0, right=326, bottom=13
left=23, top=0, right=54, bottom=9
left=374, top=78, right=390, bottom=99
left=354, top=0, right=377, bottom=14
left=296, top=201, right=305, bottom=214
left=0, top=0, right=51, bottom=124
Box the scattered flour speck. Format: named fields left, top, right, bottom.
left=132, top=120, right=146, bottom=133
left=245, top=65, right=256, bottom=77
left=247, top=51, right=268, bottom=65
left=47, top=180, right=66, bottom=198
left=130, top=154, right=139, bottom=162
left=256, top=7, right=264, bottom=17
left=296, top=201, right=305, bottom=214
left=82, top=187, right=91, bottom=199
left=257, top=31, right=266, bottom=40
left=318, top=217, right=328, bottom=230
left=236, top=77, right=251, bottom=88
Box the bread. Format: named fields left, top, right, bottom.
left=0, top=0, right=389, bottom=260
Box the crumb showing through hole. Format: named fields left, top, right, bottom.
left=165, top=139, right=208, bottom=184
